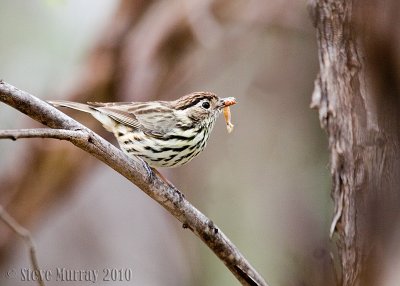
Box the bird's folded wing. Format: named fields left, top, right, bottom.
left=96, top=107, right=176, bottom=138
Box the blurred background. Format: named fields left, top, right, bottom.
left=0, top=0, right=332, bottom=285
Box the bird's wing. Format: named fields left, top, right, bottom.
left=95, top=104, right=177, bottom=138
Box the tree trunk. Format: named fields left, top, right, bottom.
left=310, top=0, right=400, bottom=285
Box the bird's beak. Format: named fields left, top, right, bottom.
left=218, top=97, right=237, bottom=109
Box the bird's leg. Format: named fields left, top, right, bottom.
left=135, top=156, right=155, bottom=182
left=135, top=157, right=183, bottom=200
left=151, top=168, right=185, bottom=200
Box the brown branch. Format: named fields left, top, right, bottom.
left=0, top=205, right=45, bottom=286
left=0, top=80, right=269, bottom=286
left=0, top=128, right=86, bottom=141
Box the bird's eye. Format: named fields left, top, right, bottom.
left=202, top=101, right=210, bottom=109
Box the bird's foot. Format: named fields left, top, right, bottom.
left=137, top=157, right=154, bottom=182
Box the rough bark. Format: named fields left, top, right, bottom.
left=310, top=0, right=400, bottom=285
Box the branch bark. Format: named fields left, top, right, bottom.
left=0, top=80, right=268, bottom=286
left=0, top=129, right=86, bottom=141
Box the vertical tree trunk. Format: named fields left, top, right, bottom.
left=310, top=0, right=400, bottom=285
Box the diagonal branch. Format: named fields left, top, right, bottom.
left=0, top=80, right=268, bottom=286
left=0, top=205, right=45, bottom=286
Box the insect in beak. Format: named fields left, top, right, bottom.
left=218, top=97, right=237, bottom=109
left=218, top=97, right=237, bottom=133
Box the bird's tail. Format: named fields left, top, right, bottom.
left=48, top=100, right=118, bottom=132
left=47, top=100, right=95, bottom=114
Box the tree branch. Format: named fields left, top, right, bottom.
left=0, top=80, right=268, bottom=286
left=0, top=128, right=86, bottom=141
left=0, top=205, right=45, bottom=286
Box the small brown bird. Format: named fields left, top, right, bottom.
left=49, top=92, right=236, bottom=168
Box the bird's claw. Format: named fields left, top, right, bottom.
left=145, top=166, right=155, bottom=182
left=137, top=157, right=154, bottom=182
left=174, top=188, right=185, bottom=201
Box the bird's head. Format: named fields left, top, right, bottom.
left=173, top=92, right=236, bottom=125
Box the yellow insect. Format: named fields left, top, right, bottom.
left=223, top=106, right=234, bottom=133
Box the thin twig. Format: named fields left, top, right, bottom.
left=0, top=128, right=86, bottom=141
left=0, top=205, right=45, bottom=286
left=0, top=80, right=269, bottom=286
